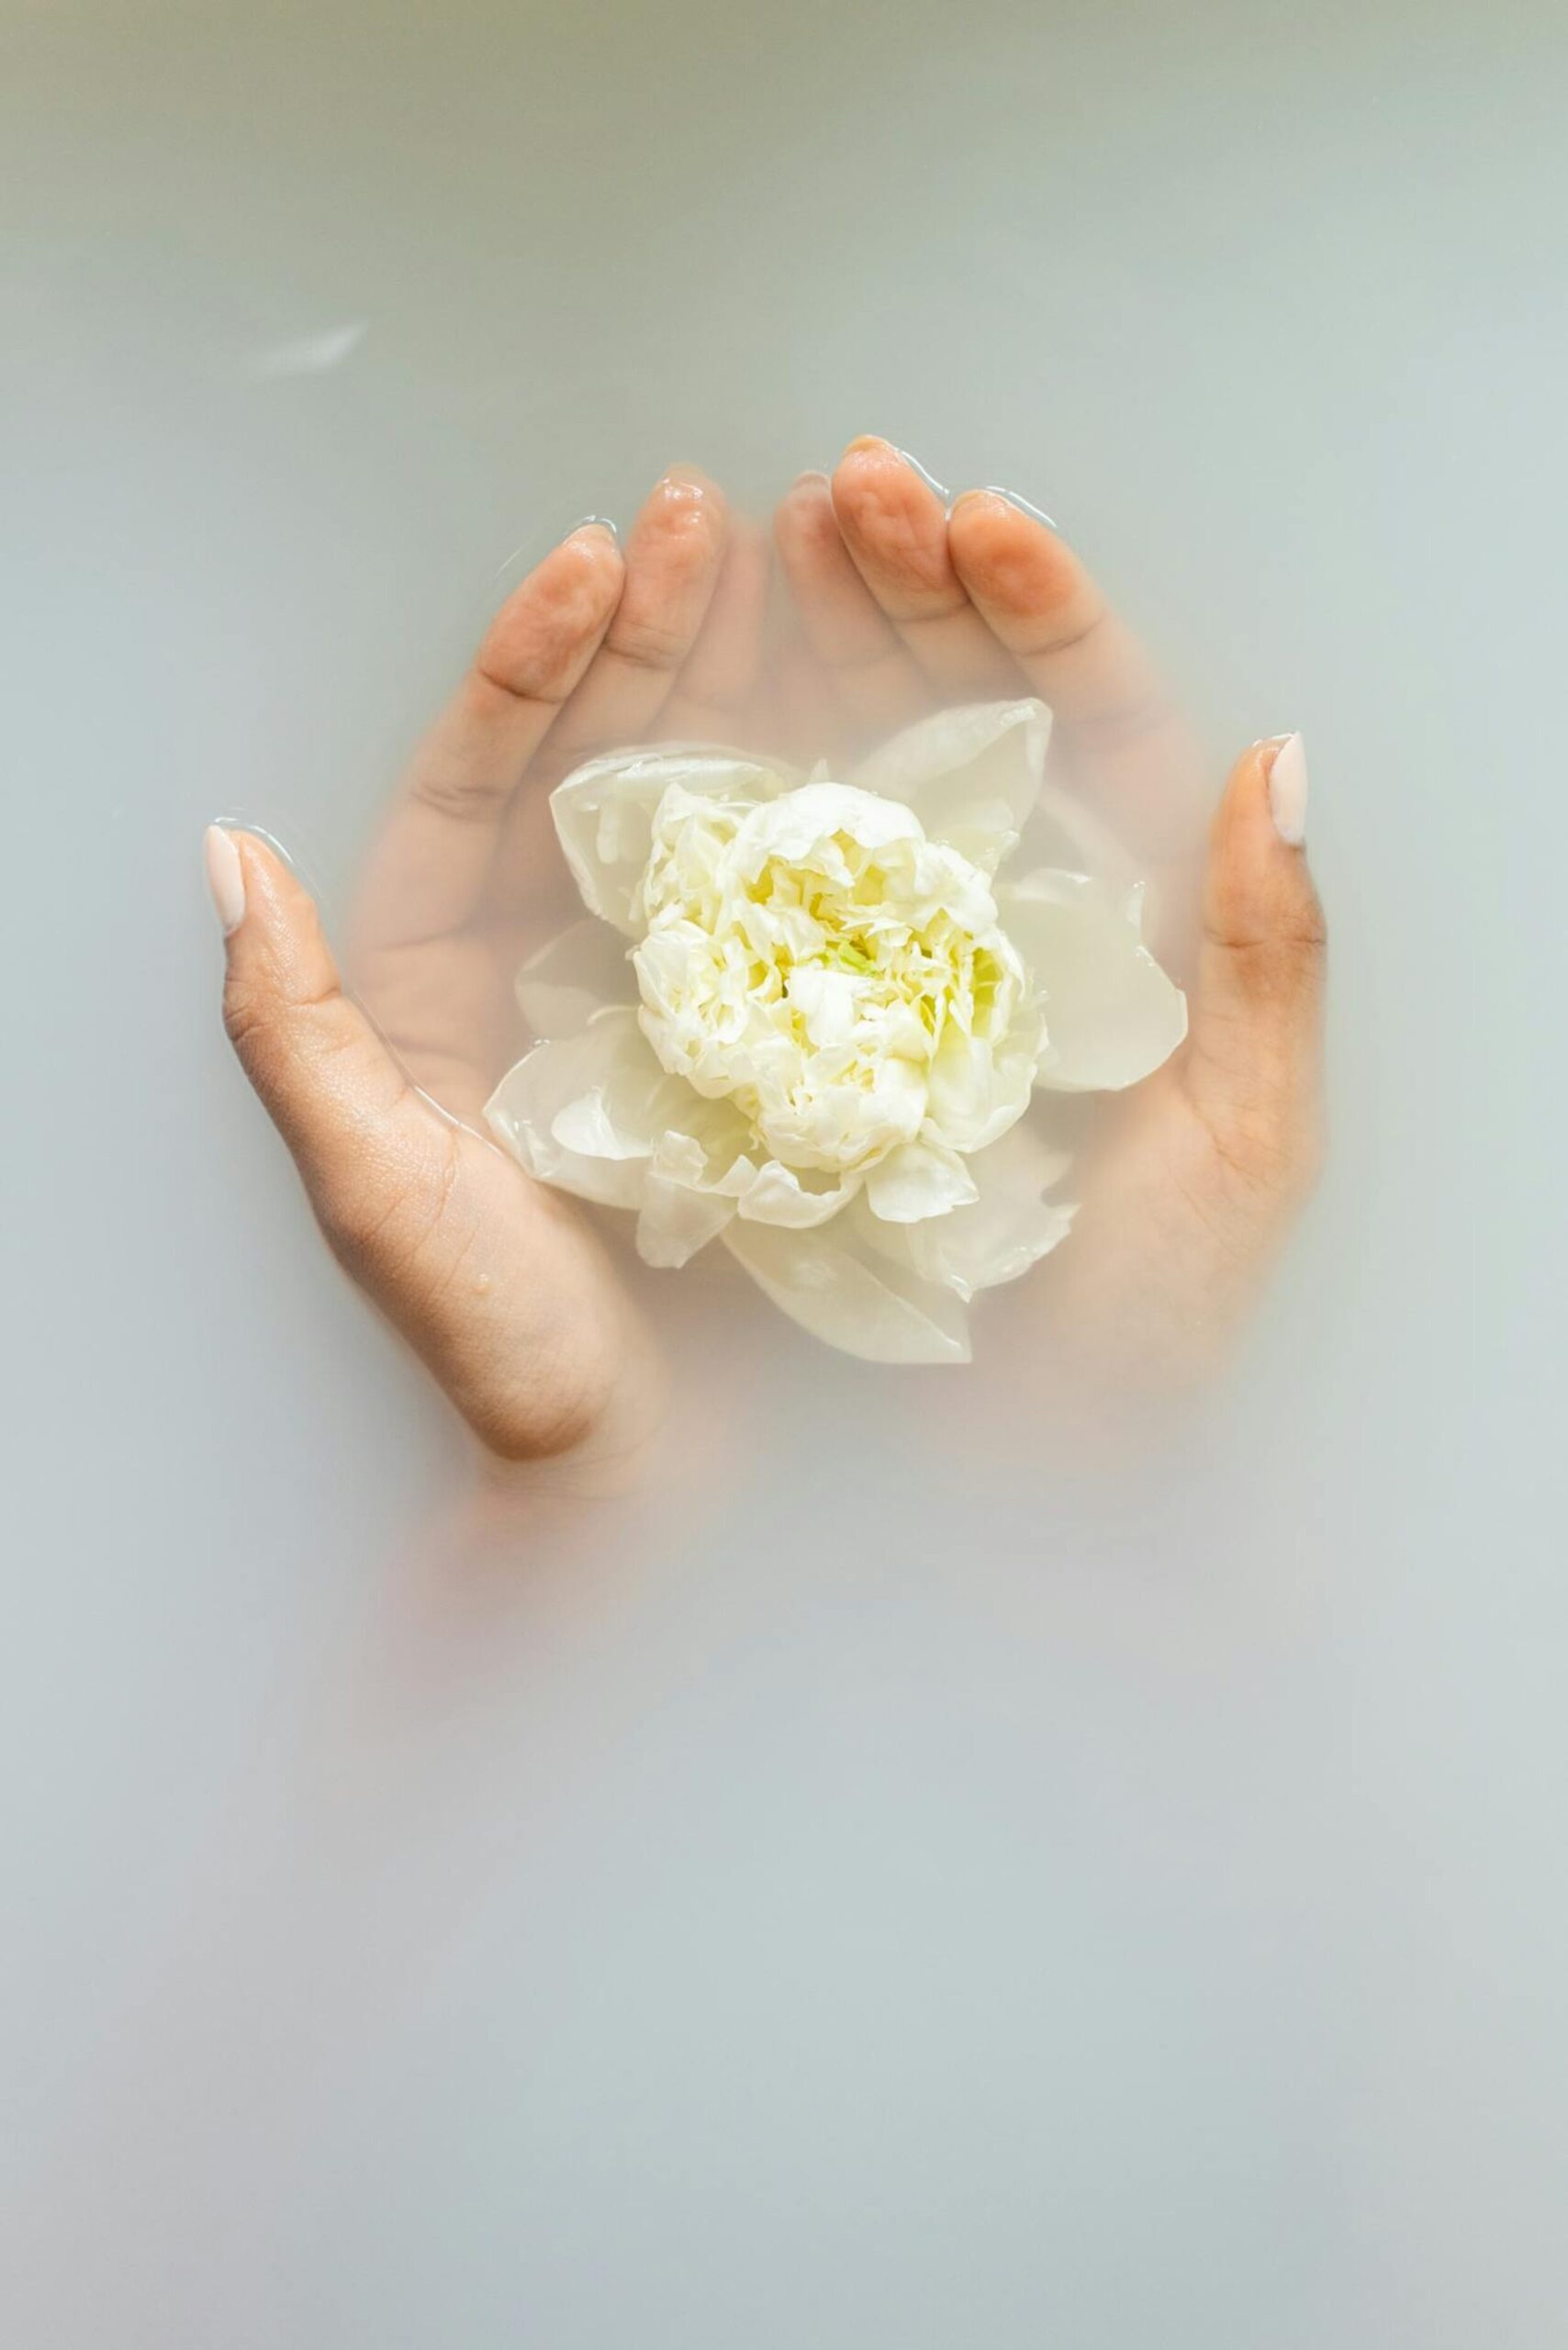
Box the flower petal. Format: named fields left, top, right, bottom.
left=924, top=1000, right=1045, bottom=1153
left=635, top=1169, right=737, bottom=1269
left=634, top=1105, right=855, bottom=1259
left=1014, top=781, right=1140, bottom=897
left=1001, top=867, right=1188, bottom=1091
left=514, top=918, right=635, bottom=1039
left=483, top=1009, right=689, bottom=1208
left=863, top=1137, right=979, bottom=1225
left=732, top=778, right=924, bottom=867
left=734, top=1159, right=861, bottom=1229
left=861, top=1125, right=1075, bottom=1301
left=722, top=1214, right=971, bottom=1364
left=851, top=699, right=1051, bottom=872
left=551, top=745, right=796, bottom=934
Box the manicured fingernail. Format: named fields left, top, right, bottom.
left=567, top=514, right=620, bottom=543
left=893, top=447, right=951, bottom=506
left=978, top=485, right=1059, bottom=532
left=204, top=824, right=246, bottom=935
left=1266, top=733, right=1309, bottom=845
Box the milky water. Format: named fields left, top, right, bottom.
left=5, top=1, right=1566, bottom=2342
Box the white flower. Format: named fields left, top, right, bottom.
left=486, top=701, right=1187, bottom=1363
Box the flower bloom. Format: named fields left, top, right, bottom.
left=486, top=701, right=1186, bottom=1362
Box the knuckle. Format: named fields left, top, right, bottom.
left=409, top=759, right=511, bottom=821
left=223, top=968, right=351, bottom=1076
left=1208, top=928, right=1327, bottom=1001
left=608, top=612, right=692, bottom=674
left=222, top=975, right=279, bottom=1065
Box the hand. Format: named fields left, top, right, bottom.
left=207, top=467, right=775, bottom=1479
left=774, top=437, right=1327, bottom=1389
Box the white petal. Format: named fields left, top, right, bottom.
left=864, top=1125, right=1075, bottom=1301
left=734, top=1159, right=861, bottom=1229
left=634, top=1104, right=830, bottom=1260
left=1002, top=867, right=1188, bottom=1092
left=483, top=1009, right=689, bottom=1208
left=514, top=918, right=635, bottom=1039
left=723, top=1216, right=971, bottom=1365
left=863, top=1137, right=979, bottom=1225
left=1013, top=781, right=1140, bottom=897
left=924, top=1004, right=1045, bottom=1153
left=732, top=780, right=923, bottom=870
left=783, top=963, right=859, bottom=1048
left=551, top=745, right=795, bottom=935
left=851, top=699, right=1050, bottom=873
left=635, top=1174, right=736, bottom=1269
left=650, top=1100, right=756, bottom=1189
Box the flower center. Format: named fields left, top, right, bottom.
left=631, top=781, right=1031, bottom=1173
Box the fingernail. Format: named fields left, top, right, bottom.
left=977, top=485, right=1059, bottom=532
left=893, top=447, right=951, bottom=506
left=566, top=514, right=620, bottom=543
left=1265, top=733, right=1309, bottom=845
left=204, top=824, right=246, bottom=935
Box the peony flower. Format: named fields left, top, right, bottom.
left=485, top=701, right=1186, bottom=1363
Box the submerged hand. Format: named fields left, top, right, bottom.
left=775, top=438, right=1326, bottom=1387
left=207, top=468, right=769, bottom=1475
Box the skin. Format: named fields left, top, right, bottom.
left=212, top=439, right=1326, bottom=1476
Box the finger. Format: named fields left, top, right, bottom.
left=1183, top=735, right=1327, bottom=1196
left=946, top=488, right=1167, bottom=733
left=208, top=828, right=623, bottom=1462
left=773, top=470, right=928, bottom=735
left=534, top=466, right=730, bottom=778
left=828, top=436, right=1019, bottom=698
left=210, top=823, right=463, bottom=1229
left=489, top=468, right=730, bottom=921
left=353, top=524, right=625, bottom=953
left=946, top=488, right=1207, bottom=848
left=655, top=516, right=772, bottom=742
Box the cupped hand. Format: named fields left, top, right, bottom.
left=208, top=468, right=774, bottom=1479
left=774, top=437, right=1327, bottom=1387
left=209, top=435, right=1325, bottom=1472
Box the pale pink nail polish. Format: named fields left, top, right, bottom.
left=204, top=824, right=246, bottom=934
left=1267, top=733, right=1309, bottom=845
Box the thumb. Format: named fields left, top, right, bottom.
left=205, top=825, right=449, bottom=1261
left=1184, top=734, right=1327, bottom=1196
